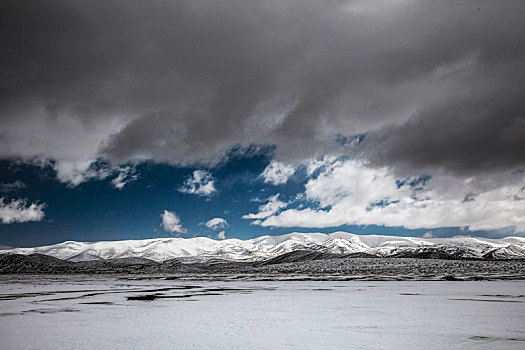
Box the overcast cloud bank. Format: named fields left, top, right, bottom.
left=1, top=0, right=524, bottom=232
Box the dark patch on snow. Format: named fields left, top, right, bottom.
left=448, top=298, right=522, bottom=303
left=79, top=301, right=114, bottom=305
left=470, top=335, right=525, bottom=342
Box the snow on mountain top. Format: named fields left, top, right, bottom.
left=0, top=232, right=523, bottom=262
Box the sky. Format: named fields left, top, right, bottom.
left=1, top=0, right=524, bottom=247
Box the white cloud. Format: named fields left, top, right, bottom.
left=0, top=180, right=26, bottom=192
left=0, top=197, right=46, bottom=224
left=248, top=159, right=525, bottom=232
left=178, top=170, right=216, bottom=196
left=53, top=159, right=113, bottom=187
left=261, top=161, right=295, bottom=185
left=205, top=217, right=228, bottom=230
left=243, top=194, right=288, bottom=223
left=422, top=232, right=434, bottom=239
left=111, top=165, right=139, bottom=190
left=161, top=210, right=187, bottom=234
left=217, top=231, right=226, bottom=240
left=52, top=159, right=140, bottom=189
left=305, top=156, right=337, bottom=176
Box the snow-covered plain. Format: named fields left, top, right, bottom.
left=2, top=232, right=524, bottom=261
left=0, top=275, right=524, bottom=349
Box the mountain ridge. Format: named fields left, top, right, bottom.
left=1, top=232, right=524, bottom=262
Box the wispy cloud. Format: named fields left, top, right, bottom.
left=243, top=194, right=288, bottom=223
left=111, top=165, right=139, bottom=190
left=179, top=170, right=216, bottom=197
left=0, top=197, right=46, bottom=224
left=261, top=161, right=295, bottom=185
left=0, top=180, right=26, bottom=192
left=205, top=217, right=228, bottom=230
left=53, top=160, right=113, bottom=187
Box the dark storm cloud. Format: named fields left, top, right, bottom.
left=361, top=85, right=525, bottom=176
left=1, top=0, right=524, bottom=177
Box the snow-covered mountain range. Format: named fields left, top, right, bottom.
left=2, top=232, right=525, bottom=262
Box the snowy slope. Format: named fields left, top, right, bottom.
left=1, top=232, right=524, bottom=262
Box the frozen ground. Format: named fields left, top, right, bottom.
left=0, top=275, right=524, bottom=349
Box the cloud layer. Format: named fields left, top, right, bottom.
left=1, top=1, right=523, bottom=179
left=246, top=160, right=525, bottom=232
left=1, top=1, right=524, bottom=232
